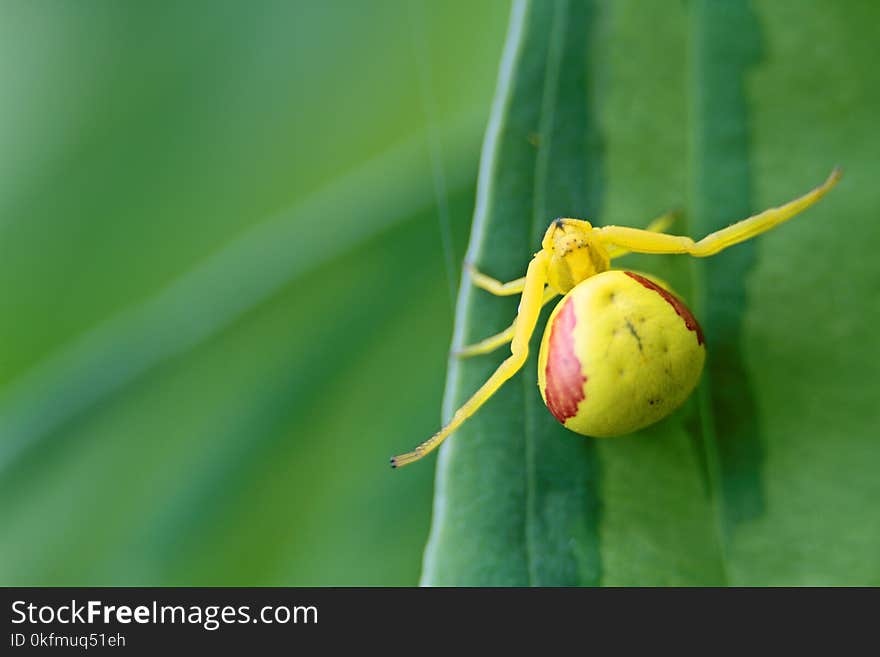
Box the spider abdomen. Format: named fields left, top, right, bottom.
left=537, top=270, right=706, bottom=437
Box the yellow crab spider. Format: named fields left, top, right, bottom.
left=391, top=168, right=841, bottom=468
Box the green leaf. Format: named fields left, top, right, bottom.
left=423, top=0, right=880, bottom=586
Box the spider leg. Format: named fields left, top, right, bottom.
left=467, top=263, right=527, bottom=296
left=455, top=287, right=559, bottom=357
left=392, top=251, right=549, bottom=468
left=596, top=168, right=841, bottom=257
left=607, top=209, right=680, bottom=259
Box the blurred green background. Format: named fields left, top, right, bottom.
left=0, top=0, right=509, bottom=585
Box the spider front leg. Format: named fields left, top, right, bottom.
left=391, top=251, right=549, bottom=468
left=595, top=168, right=841, bottom=257
left=606, top=208, right=680, bottom=259
left=466, top=263, right=527, bottom=296
left=455, top=287, right=559, bottom=357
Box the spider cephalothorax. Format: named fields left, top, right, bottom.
left=542, top=219, right=611, bottom=294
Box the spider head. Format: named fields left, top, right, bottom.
left=541, top=218, right=610, bottom=293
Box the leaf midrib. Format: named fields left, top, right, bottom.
left=524, top=0, right=569, bottom=587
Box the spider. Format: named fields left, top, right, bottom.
left=391, top=168, right=841, bottom=468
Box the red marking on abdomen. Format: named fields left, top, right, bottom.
left=624, top=272, right=705, bottom=345
left=544, top=297, right=586, bottom=423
